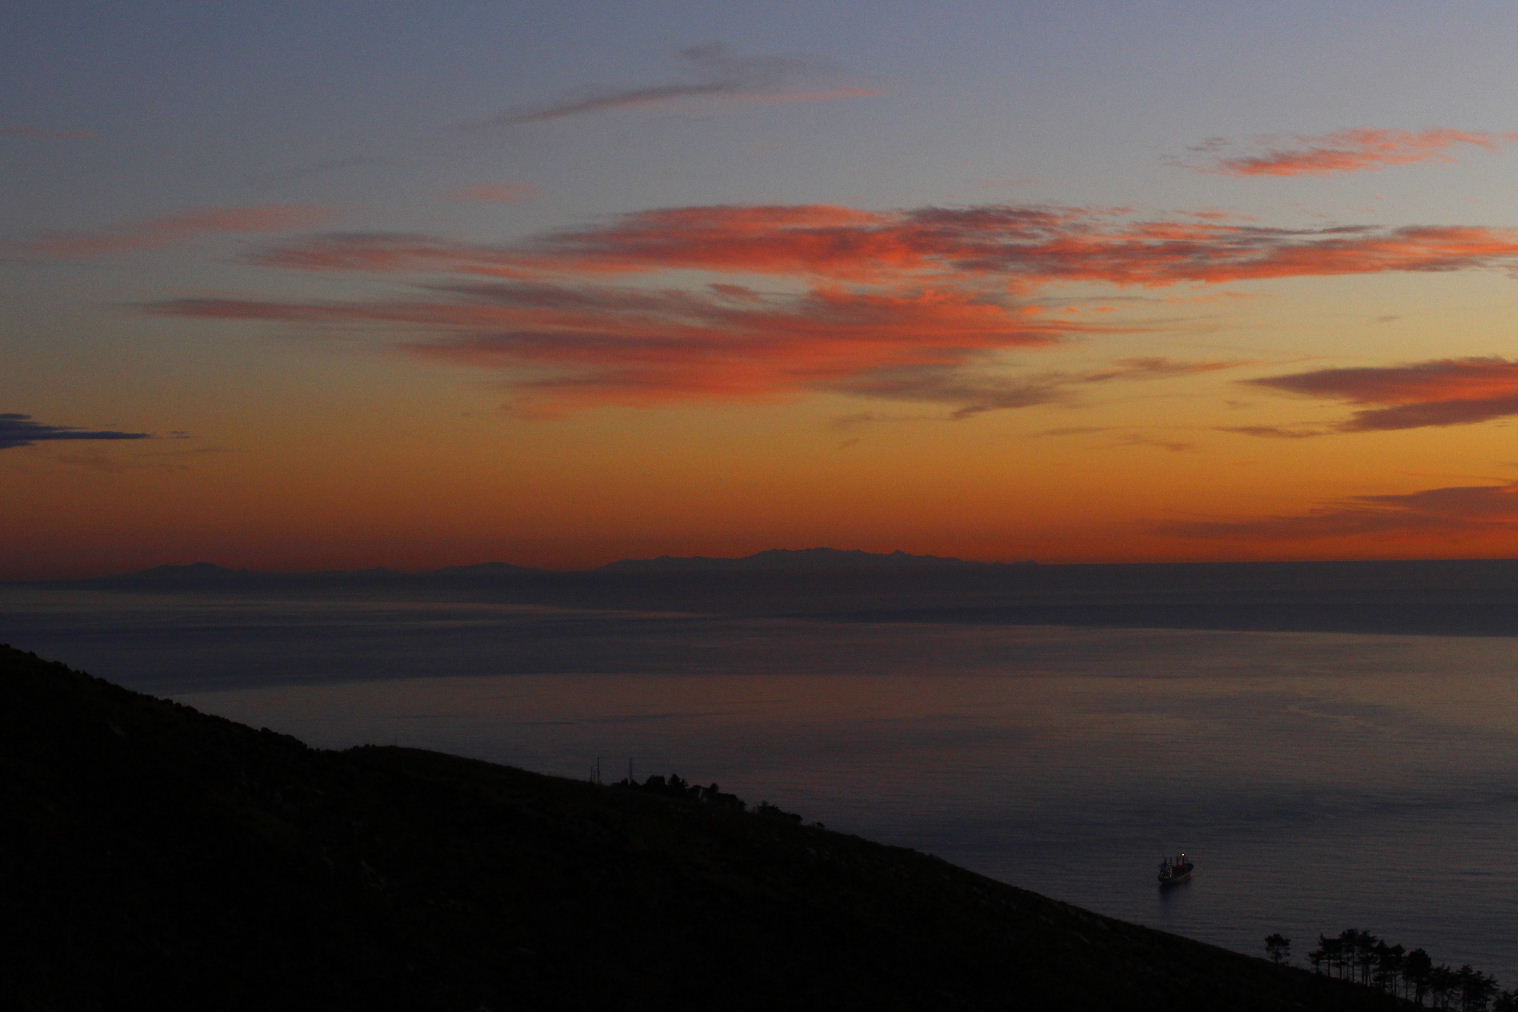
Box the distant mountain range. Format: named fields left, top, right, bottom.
left=22, top=552, right=1518, bottom=638
left=93, top=547, right=1014, bottom=583
left=596, top=547, right=1012, bottom=573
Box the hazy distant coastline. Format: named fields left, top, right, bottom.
left=20, top=550, right=1518, bottom=638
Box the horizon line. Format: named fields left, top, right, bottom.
left=7, top=548, right=1515, bottom=584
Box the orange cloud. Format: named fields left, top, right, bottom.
left=149, top=282, right=1260, bottom=418
left=167, top=200, right=1515, bottom=416
left=520, top=204, right=914, bottom=279
left=148, top=280, right=1106, bottom=416
left=22, top=204, right=333, bottom=257
left=1188, top=128, right=1517, bottom=177
left=250, top=205, right=1515, bottom=288
left=1244, top=357, right=1517, bottom=432
left=1161, top=483, right=1516, bottom=542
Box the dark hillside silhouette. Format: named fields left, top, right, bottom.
left=1, top=643, right=1444, bottom=1010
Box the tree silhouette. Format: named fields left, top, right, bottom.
left=1378, top=943, right=1405, bottom=997
left=1367, top=940, right=1398, bottom=993
left=1336, top=928, right=1367, bottom=981
left=1315, top=934, right=1345, bottom=978
left=1404, top=948, right=1433, bottom=1006
left=1298, top=930, right=1504, bottom=1010
left=1457, top=965, right=1497, bottom=1011
left=1264, top=933, right=1291, bottom=965
left=1351, top=929, right=1378, bottom=985
left=1429, top=964, right=1456, bottom=1010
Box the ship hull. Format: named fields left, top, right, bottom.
left=1153, top=861, right=1190, bottom=886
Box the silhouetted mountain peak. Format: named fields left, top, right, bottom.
left=598, top=547, right=990, bottom=573
left=432, top=561, right=541, bottom=578
left=119, top=562, right=249, bottom=581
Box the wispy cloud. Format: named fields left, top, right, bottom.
left=448, top=182, right=539, bottom=203
left=0, top=413, right=151, bottom=450
left=151, top=272, right=1253, bottom=418
left=249, top=203, right=1516, bottom=287
left=1239, top=357, right=1517, bottom=434
left=155, top=201, right=1513, bottom=416
left=832, top=357, right=1246, bottom=420
left=1337, top=397, right=1516, bottom=432
left=1033, top=425, right=1115, bottom=438
left=1, top=126, right=96, bottom=139
left=828, top=365, right=1073, bottom=420
left=20, top=204, right=333, bottom=258
left=1161, top=482, right=1516, bottom=541
left=1081, top=357, right=1246, bottom=383
left=1103, top=433, right=1197, bottom=453
left=464, top=44, right=880, bottom=129
left=244, top=232, right=523, bottom=275
left=152, top=280, right=1098, bottom=416
left=246, top=154, right=385, bottom=190
left=1214, top=424, right=1324, bottom=439
left=1185, top=128, right=1517, bottom=177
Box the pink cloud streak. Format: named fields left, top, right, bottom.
left=249, top=204, right=1516, bottom=289
left=149, top=201, right=1513, bottom=417
left=150, top=280, right=1101, bottom=415
left=23, top=204, right=333, bottom=257
left=1189, top=128, right=1517, bottom=177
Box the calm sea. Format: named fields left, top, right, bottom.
left=3, top=587, right=1514, bottom=983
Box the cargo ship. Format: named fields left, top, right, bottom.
left=1157, top=852, right=1194, bottom=886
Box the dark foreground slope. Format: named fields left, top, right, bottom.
left=1, top=645, right=1400, bottom=1012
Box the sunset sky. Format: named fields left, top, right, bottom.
left=3, top=1, right=1514, bottom=577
